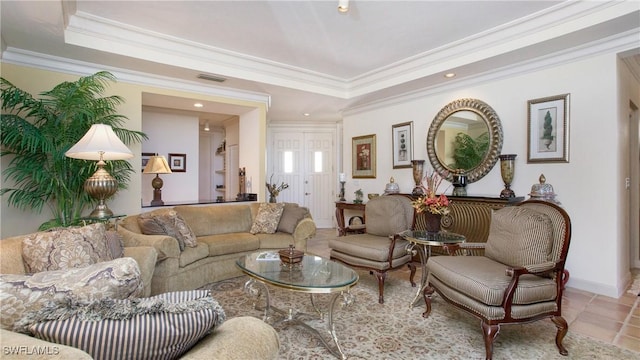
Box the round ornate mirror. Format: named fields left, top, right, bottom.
left=426, top=98, right=503, bottom=184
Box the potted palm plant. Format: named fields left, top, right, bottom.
left=0, top=71, right=147, bottom=230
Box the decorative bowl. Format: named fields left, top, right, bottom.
left=368, top=193, right=380, bottom=200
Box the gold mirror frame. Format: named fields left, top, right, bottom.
left=426, top=98, right=503, bottom=184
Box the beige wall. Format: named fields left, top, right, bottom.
left=343, top=53, right=640, bottom=297
left=0, top=63, right=267, bottom=238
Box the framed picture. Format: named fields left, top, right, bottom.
left=352, top=134, right=376, bottom=178
left=141, top=152, right=154, bottom=171
left=392, top=122, right=413, bottom=168
left=168, top=153, right=187, bottom=172
left=527, top=94, right=570, bottom=163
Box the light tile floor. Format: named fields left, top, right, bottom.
left=307, top=228, right=640, bottom=353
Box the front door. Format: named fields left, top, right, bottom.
left=271, top=130, right=335, bottom=228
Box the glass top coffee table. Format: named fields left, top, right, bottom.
left=237, top=251, right=358, bottom=359
left=400, top=230, right=466, bottom=308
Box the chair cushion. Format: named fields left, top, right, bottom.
left=250, top=203, right=285, bottom=234
left=484, top=206, right=554, bottom=268
left=21, top=223, right=113, bottom=273
left=28, top=290, right=225, bottom=360
left=1, top=257, right=143, bottom=334
left=365, top=196, right=410, bottom=236
left=329, top=234, right=410, bottom=262
left=427, top=255, right=558, bottom=307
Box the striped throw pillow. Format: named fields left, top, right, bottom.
left=29, top=290, right=225, bottom=360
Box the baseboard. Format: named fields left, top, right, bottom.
left=567, top=272, right=632, bottom=298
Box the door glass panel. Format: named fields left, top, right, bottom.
left=284, top=151, right=293, bottom=173
left=314, top=151, right=323, bottom=172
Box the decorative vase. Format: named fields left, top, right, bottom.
left=269, top=194, right=277, bottom=203
left=452, top=173, right=467, bottom=196
left=499, top=154, right=517, bottom=198
left=424, top=213, right=442, bottom=233
left=411, top=160, right=425, bottom=196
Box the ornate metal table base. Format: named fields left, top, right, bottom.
left=244, top=278, right=355, bottom=360
left=406, top=243, right=431, bottom=308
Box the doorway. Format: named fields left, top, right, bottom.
left=631, top=101, right=640, bottom=268
left=270, top=128, right=336, bottom=228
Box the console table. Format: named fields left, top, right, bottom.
left=335, top=202, right=366, bottom=236
left=440, top=195, right=524, bottom=243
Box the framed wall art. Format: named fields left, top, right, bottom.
left=168, top=153, right=187, bottom=172
left=141, top=152, right=154, bottom=171
left=352, top=134, right=376, bottom=178
left=392, top=122, right=413, bottom=168
left=527, top=94, right=570, bottom=163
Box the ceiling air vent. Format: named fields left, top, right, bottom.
left=197, top=73, right=227, bottom=83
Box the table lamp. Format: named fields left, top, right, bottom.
left=65, top=124, right=134, bottom=218
left=143, top=154, right=172, bottom=206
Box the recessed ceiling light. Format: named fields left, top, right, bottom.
left=303, top=113, right=310, bottom=117
left=444, top=73, right=456, bottom=78
left=338, top=0, right=349, bottom=13
left=194, top=103, right=204, bottom=108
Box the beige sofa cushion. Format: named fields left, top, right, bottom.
left=176, top=205, right=253, bottom=236
left=21, top=223, right=112, bottom=273
left=198, top=233, right=260, bottom=257
left=485, top=206, right=554, bottom=267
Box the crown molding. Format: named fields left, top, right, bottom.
left=347, top=0, right=639, bottom=97
left=64, top=10, right=349, bottom=99
left=61, top=1, right=636, bottom=100
left=0, top=48, right=271, bottom=110
left=344, top=29, right=640, bottom=117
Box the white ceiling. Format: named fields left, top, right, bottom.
left=1, top=1, right=639, bottom=125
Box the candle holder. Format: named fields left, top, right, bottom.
left=339, top=181, right=346, bottom=202
left=411, top=160, right=425, bottom=196
left=499, top=154, right=517, bottom=198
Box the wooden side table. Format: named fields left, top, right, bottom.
left=335, top=202, right=366, bottom=236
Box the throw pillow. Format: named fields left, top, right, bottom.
left=250, top=203, right=285, bottom=234
left=0, top=257, right=142, bottom=334
left=21, top=223, right=112, bottom=273
left=277, top=203, right=309, bottom=234
left=485, top=206, right=554, bottom=268
left=105, top=230, right=125, bottom=259
left=138, top=210, right=198, bottom=251
left=28, top=290, right=225, bottom=360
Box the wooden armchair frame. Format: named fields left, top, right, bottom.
left=422, top=200, right=572, bottom=360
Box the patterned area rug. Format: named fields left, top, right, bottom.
left=201, top=271, right=639, bottom=360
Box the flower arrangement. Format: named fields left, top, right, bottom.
left=266, top=174, right=289, bottom=200
left=411, top=170, right=450, bottom=215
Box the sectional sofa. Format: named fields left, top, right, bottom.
left=117, top=201, right=317, bottom=295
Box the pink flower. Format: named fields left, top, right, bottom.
left=411, top=170, right=451, bottom=215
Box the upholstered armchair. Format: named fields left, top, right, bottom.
left=329, top=195, right=416, bottom=303
left=423, top=200, right=571, bottom=359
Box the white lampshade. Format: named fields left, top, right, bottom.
left=143, top=155, right=172, bottom=174
left=66, top=124, right=133, bottom=161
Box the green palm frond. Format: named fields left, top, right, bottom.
left=450, top=132, right=490, bottom=170
left=1, top=71, right=147, bottom=229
